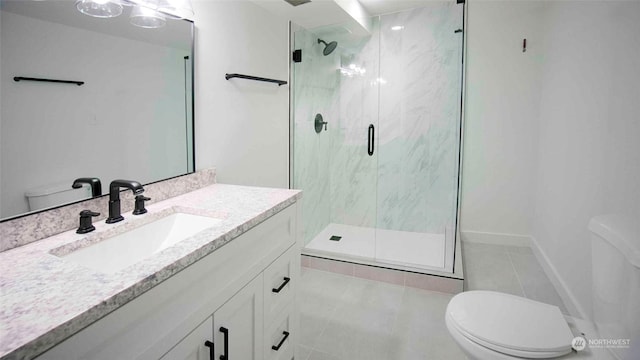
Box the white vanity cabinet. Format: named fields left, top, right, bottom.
left=162, top=245, right=299, bottom=360
left=37, top=203, right=300, bottom=360
left=162, top=275, right=263, bottom=360
left=211, top=274, right=264, bottom=360
left=160, top=317, right=213, bottom=360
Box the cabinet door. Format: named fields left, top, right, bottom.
left=213, top=274, right=264, bottom=360
left=160, top=317, right=214, bottom=360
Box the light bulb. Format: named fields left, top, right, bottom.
left=75, top=0, right=123, bottom=18
left=130, top=5, right=166, bottom=28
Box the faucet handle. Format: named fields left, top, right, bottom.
left=77, top=210, right=100, bottom=234
left=133, top=195, right=151, bottom=215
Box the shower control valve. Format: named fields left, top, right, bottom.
left=315, top=113, right=328, bottom=133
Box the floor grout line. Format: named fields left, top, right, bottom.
left=299, top=344, right=313, bottom=360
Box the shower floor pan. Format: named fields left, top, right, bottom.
left=305, top=223, right=446, bottom=272
left=302, top=224, right=463, bottom=293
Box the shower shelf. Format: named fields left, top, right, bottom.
left=225, top=73, right=287, bottom=86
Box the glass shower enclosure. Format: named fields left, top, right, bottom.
left=292, top=2, right=464, bottom=274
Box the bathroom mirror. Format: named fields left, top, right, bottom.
left=0, top=0, right=194, bottom=221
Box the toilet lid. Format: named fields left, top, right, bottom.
left=447, top=291, right=574, bottom=356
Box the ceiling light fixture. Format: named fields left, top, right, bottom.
left=75, top=0, right=123, bottom=18
left=130, top=5, right=166, bottom=28
left=127, top=0, right=193, bottom=19
left=75, top=0, right=194, bottom=22
left=391, top=25, right=405, bottom=31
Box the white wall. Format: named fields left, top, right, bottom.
left=193, top=1, right=289, bottom=188
left=460, top=1, right=545, bottom=243
left=532, top=0, right=640, bottom=318
left=0, top=11, right=3, bottom=214
left=461, top=0, right=640, bottom=319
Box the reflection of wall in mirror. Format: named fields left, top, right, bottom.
left=0, top=11, right=191, bottom=218
left=0, top=5, right=3, bottom=219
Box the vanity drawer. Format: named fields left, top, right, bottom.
left=264, top=245, right=298, bottom=324
left=265, top=306, right=295, bottom=360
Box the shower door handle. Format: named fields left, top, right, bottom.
left=367, top=124, right=375, bottom=156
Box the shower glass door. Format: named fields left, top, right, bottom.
left=293, top=2, right=464, bottom=274
left=292, top=22, right=381, bottom=262
left=374, top=3, right=463, bottom=272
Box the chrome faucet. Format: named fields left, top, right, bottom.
left=106, top=179, right=144, bottom=224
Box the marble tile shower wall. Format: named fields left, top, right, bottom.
left=293, top=29, right=339, bottom=243
left=295, top=2, right=462, bottom=244
left=376, top=4, right=462, bottom=234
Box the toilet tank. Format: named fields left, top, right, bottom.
left=25, top=182, right=92, bottom=211
left=588, top=214, right=640, bottom=360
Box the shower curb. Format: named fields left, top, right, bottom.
left=301, top=254, right=463, bottom=294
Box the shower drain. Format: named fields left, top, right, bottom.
left=329, top=235, right=342, bottom=241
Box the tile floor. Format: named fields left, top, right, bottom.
left=297, top=267, right=467, bottom=360
left=298, top=242, right=569, bottom=359
left=462, top=242, right=568, bottom=314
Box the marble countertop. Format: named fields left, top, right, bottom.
left=0, top=184, right=302, bottom=360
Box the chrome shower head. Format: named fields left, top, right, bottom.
left=317, top=38, right=338, bottom=56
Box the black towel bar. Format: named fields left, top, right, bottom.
left=13, top=77, right=84, bottom=86
left=225, top=73, right=287, bottom=86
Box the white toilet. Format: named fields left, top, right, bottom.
left=25, top=181, right=92, bottom=211
left=446, top=214, right=639, bottom=360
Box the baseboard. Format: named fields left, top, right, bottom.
left=529, top=236, right=588, bottom=320
left=460, top=230, right=532, bottom=247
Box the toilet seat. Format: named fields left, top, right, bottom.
left=446, top=312, right=571, bottom=358
left=446, top=291, right=574, bottom=358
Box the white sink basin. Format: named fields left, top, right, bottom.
left=61, top=212, right=222, bottom=273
